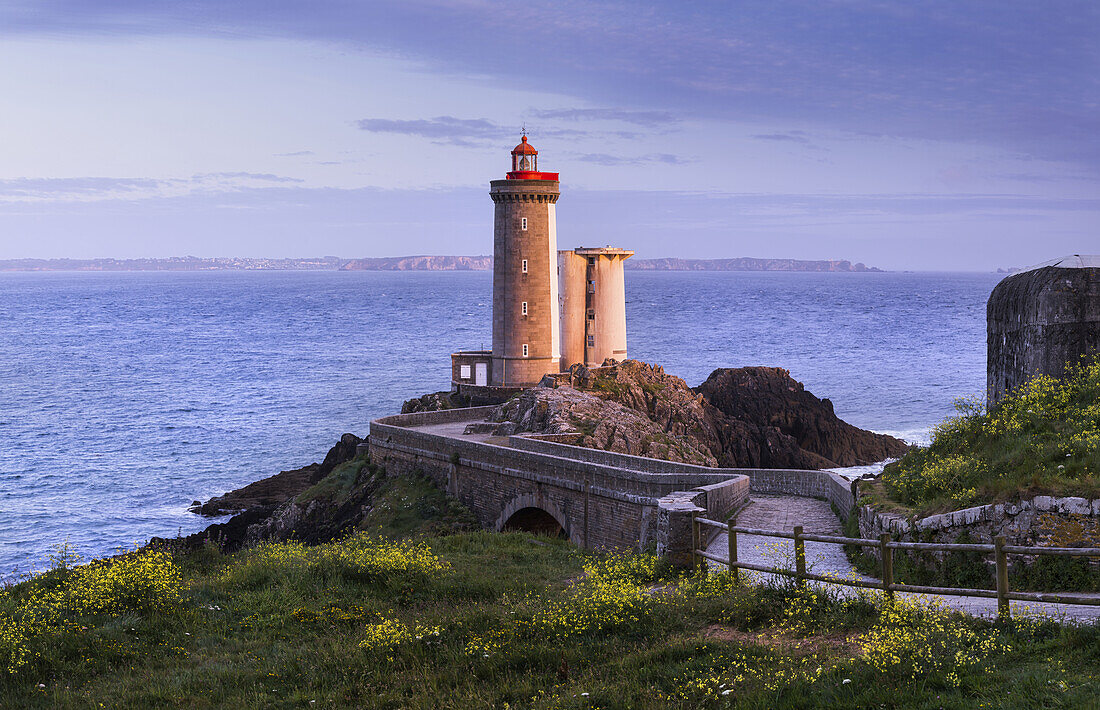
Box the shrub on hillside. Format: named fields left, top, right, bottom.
left=883, top=357, right=1100, bottom=510
left=1, top=548, right=183, bottom=674
left=221, top=532, right=449, bottom=588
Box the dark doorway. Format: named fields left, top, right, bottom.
left=502, top=507, right=567, bottom=538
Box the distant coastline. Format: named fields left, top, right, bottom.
left=0, top=255, right=885, bottom=273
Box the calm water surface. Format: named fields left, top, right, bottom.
left=0, top=270, right=1002, bottom=575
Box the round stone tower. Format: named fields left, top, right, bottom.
left=987, top=255, right=1100, bottom=404
left=490, top=136, right=561, bottom=386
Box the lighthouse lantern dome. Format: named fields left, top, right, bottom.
left=511, top=135, right=538, bottom=172
left=506, top=134, right=558, bottom=180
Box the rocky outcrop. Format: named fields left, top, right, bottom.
left=174, top=434, right=367, bottom=550
left=489, top=385, right=719, bottom=466
left=401, top=391, right=469, bottom=414
left=489, top=360, right=906, bottom=470
left=191, top=433, right=365, bottom=516
left=168, top=432, right=478, bottom=553
left=696, top=367, right=909, bottom=467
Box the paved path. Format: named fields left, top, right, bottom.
left=706, top=494, right=1100, bottom=623
left=409, top=419, right=496, bottom=443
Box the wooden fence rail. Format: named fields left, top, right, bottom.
left=689, top=512, right=1100, bottom=619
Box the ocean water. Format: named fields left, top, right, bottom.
left=0, top=270, right=1002, bottom=576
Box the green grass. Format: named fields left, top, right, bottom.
left=360, top=471, right=479, bottom=538
left=295, top=455, right=374, bottom=505
left=879, top=356, right=1100, bottom=514
left=4, top=516, right=1100, bottom=708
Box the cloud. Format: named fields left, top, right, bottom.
left=274, top=150, right=314, bottom=157
left=530, top=108, right=679, bottom=127
left=356, top=116, right=508, bottom=145
left=356, top=115, right=594, bottom=146
left=1, top=184, right=1095, bottom=270
left=0, top=173, right=303, bottom=203
left=751, top=131, right=810, bottom=144
left=574, top=153, right=689, bottom=167
left=1, top=2, right=1097, bottom=170
left=192, top=172, right=303, bottom=183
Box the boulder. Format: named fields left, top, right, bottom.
left=696, top=366, right=909, bottom=467
left=488, top=360, right=904, bottom=470
left=400, top=391, right=469, bottom=413
left=489, top=385, right=718, bottom=466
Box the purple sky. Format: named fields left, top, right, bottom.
left=0, top=1, right=1097, bottom=270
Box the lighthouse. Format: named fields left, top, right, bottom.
left=449, top=135, right=633, bottom=401
left=488, top=135, right=562, bottom=386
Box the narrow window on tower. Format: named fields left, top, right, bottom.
left=587, top=335, right=595, bottom=348
left=521, top=301, right=528, bottom=316
left=521, top=259, right=528, bottom=273
left=521, top=217, right=528, bottom=231
left=522, top=344, right=529, bottom=357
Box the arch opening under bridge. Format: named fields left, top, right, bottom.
left=494, top=494, right=577, bottom=544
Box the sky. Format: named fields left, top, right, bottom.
left=0, top=1, right=1097, bottom=270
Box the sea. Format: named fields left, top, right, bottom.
left=0, top=269, right=1003, bottom=577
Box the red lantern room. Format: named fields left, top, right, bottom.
left=507, top=135, right=559, bottom=180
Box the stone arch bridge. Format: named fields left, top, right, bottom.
left=369, top=407, right=857, bottom=561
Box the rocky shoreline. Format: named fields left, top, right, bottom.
left=173, top=360, right=906, bottom=553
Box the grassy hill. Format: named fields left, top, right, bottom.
left=879, top=357, right=1100, bottom=515
left=3, top=466, right=1099, bottom=708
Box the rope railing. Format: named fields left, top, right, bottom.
left=690, top=512, right=1100, bottom=619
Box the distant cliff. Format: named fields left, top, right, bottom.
left=339, top=255, right=492, bottom=271
left=0, top=255, right=881, bottom=272
left=625, top=258, right=882, bottom=272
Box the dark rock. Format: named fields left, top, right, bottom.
left=401, top=391, right=469, bottom=414
left=488, top=360, right=903, bottom=469
left=696, top=367, right=909, bottom=467
left=191, top=433, right=364, bottom=516
left=489, top=384, right=719, bottom=466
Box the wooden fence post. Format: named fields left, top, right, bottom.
left=879, top=533, right=894, bottom=600
left=793, top=525, right=806, bottom=589
left=691, top=510, right=700, bottom=574
left=995, top=535, right=1010, bottom=620
left=728, top=526, right=738, bottom=584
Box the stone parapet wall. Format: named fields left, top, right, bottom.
left=451, top=383, right=526, bottom=406
left=369, top=409, right=750, bottom=552
left=654, top=478, right=750, bottom=568
left=744, top=469, right=856, bottom=521
left=370, top=420, right=744, bottom=503
left=858, top=495, right=1100, bottom=556
left=372, top=406, right=499, bottom=429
